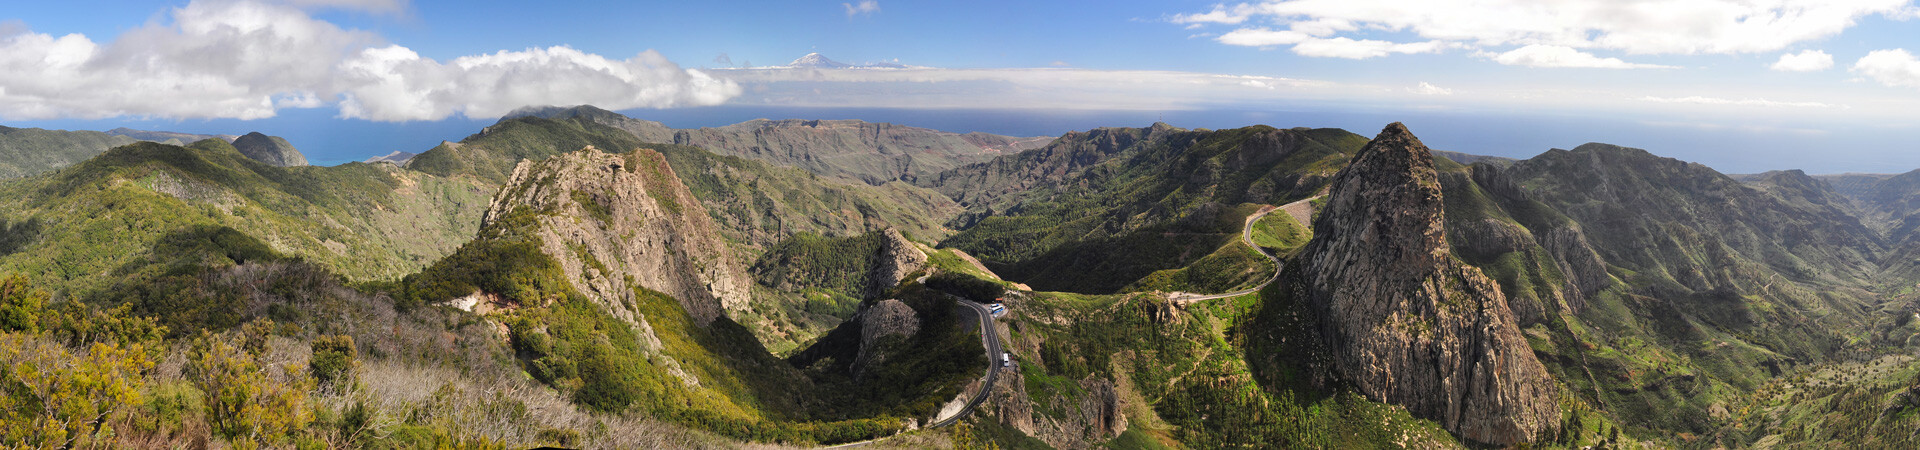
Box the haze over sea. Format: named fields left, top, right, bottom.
left=6, top=105, right=1895, bottom=175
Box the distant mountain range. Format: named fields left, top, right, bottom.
left=0, top=126, right=300, bottom=178
left=504, top=104, right=1051, bottom=184
left=104, top=127, right=238, bottom=145
left=784, top=52, right=911, bottom=69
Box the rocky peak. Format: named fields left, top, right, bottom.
left=1289, top=122, right=1559, bottom=446
left=852, top=299, right=920, bottom=378
left=789, top=53, right=851, bottom=68
left=230, top=132, right=309, bottom=167
left=485, top=146, right=752, bottom=324
left=867, top=228, right=929, bottom=299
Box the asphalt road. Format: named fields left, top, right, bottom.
left=823, top=297, right=1002, bottom=448
left=933, top=299, right=1001, bottom=428
left=1169, top=203, right=1288, bottom=303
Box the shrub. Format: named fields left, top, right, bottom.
left=0, top=274, right=43, bottom=333
left=186, top=334, right=312, bottom=443
left=310, top=335, right=357, bottom=388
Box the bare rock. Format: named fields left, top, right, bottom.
left=868, top=228, right=929, bottom=299
left=853, top=299, right=921, bottom=376
left=485, top=146, right=752, bottom=325
left=1287, top=123, right=1559, bottom=446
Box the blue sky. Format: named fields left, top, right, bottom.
left=4, top=0, right=1920, bottom=173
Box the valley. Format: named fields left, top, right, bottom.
left=2, top=106, right=1919, bottom=449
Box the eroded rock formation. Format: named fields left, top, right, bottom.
left=1288, top=123, right=1560, bottom=445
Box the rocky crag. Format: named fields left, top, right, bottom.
left=851, top=298, right=920, bottom=378
left=867, top=229, right=929, bottom=298
left=1286, top=123, right=1559, bottom=445
left=484, top=146, right=751, bottom=324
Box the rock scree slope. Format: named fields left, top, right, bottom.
left=1285, top=122, right=1560, bottom=445
left=484, top=146, right=751, bottom=324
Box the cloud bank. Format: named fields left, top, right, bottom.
left=0, top=0, right=738, bottom=121
left=1175, top=0, right=1912, bottom=67
left=707, top=66, right=1333, bottom=111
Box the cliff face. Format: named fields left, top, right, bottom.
left=867, top=229, right=928, bottom=299
left=231, top=132, right=309, bottom=167
left=485, top=146, right=751, bottom=324
left=852, top=299, right=920, bottom=378
left=1288, top=123, right=1559, bottom=445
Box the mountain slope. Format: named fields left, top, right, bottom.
left=0, top=126, right=139, bottom=179
left=1263, top=123, right=1559, bottom=445
left=486, top=146, right=751, bottom=323
left=930, top=123, right=1365, bottom=293
left=0, top=140, right=488, bottom=295
left=104, top=127, right=238, bottom=145
left=395, top=146, right=981, bottom=443
left=1431, top=142, right=1910, bottom=442
left=517, top=105, right=1050, bottom=184
left=230, top=132, right=309, bottom=167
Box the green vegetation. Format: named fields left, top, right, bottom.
left=1125, top=237, right=1273, bottom=294
left=0, top=125, right=138, bottom=179
left=649, top=140, right=961, bottom=249
left=989, top=282, right=1462, bottom=448
left=0, top=140, right=489, bottom=298
left=752, top=231, right=894, bottom=300
left=933, top=125, right=1362, bottom=293
left=1723, top=355, right=1920, bottom=448
left=1249, top=209, right=1309, bottom=251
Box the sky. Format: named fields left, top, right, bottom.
left=3, top=0, right=1920, bottom=173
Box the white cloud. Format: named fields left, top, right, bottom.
left=843, top=0, right=880, bottom=18
left=1216, top=28, right=1445, bottom=59
left=708, top=66, right=1333, bottom=110
left=1638, top=95, right=1838, bottom=108
left=1292, top=38, right=1446, bottom=59
left=0, top=0, right=738, bottom=121
left=1770, top=50, right=1834, bottom=71
left=1852, top=48, right=1920, bottom=88
left=1484, top=45, right=1677, bottom=69
left=1171, top=4, right=1259, bottom=25
left=1216, top=28, right=1314, bottom=47
left=281, top=0, right=408, bottom=14
left=1409, top=82, right=1452, bottom=95
left=1179, top=0, right=1911, bottom=62
left=338, top=46, right=740, bottom=121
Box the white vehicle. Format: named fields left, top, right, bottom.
left=989, top=303, right=1006, bottom=315
left=1001, top=352, right=1012, bottom=368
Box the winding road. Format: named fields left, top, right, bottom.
left=824, top=283, right=1003, bottom=448
left=829, top=199, right=1311, bottom=447
left=932, top=299, right=1001, bottom=428
left=1168, top=198, right=1314, bottom=303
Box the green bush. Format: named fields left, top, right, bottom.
left=309, top=335, right=357, bottom=387
left=925, top=271, right=1003, bottom=302
left=0, top=274, right=42, bottom=333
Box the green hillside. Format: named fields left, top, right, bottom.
left=0, top=140, right=489, bottom=296
left=931, top=123, right=1363, bottom=293
left=0, top=125, right=138, bottom=179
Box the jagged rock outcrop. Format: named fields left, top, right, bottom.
left=231, top=132, right=309, bottom=167
left=990, top=372, right=1128, bottom=449
left=868, top=228, right=929, bottom=299
left=484, top=146, right=751, bottom=324
left=852, top=299, right=920, bottom=377
left=1287, top=123, right=1559, bottom=445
